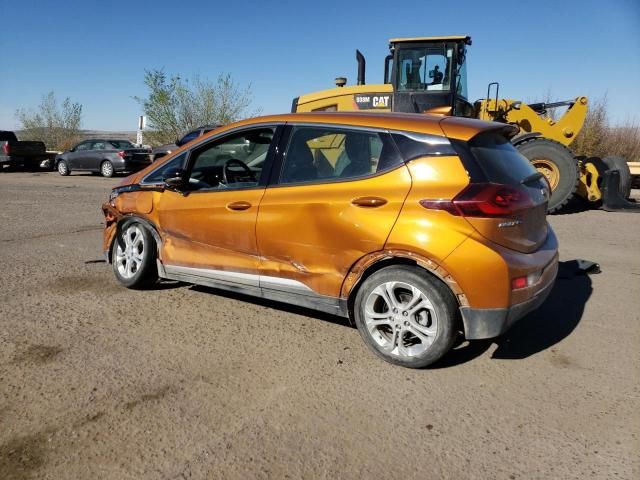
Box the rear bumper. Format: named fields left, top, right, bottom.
left=114, top=160, right=152, bottom=172
left=1, top=155, right=47, bottom=165
left=460, top=254, right=558, bottom=340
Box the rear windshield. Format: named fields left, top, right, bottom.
left=109, top=140, right=134, bottom=149
left=459, top=133, right=538, bottom=185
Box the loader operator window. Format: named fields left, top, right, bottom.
left=397, top=47, right=453, bottom=92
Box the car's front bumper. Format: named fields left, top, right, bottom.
left=459, top=255, right=558, bottom=340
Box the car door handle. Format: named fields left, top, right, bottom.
left=227, top=201, right=252, bottom=211
left=351, top=196, right=388, bottom=208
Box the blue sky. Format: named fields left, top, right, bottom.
left=1, top=0, right=638, bottom=131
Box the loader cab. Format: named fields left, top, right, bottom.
left=387, top=36, right=474, bottom=117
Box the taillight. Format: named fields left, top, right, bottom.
left=2, top=143, right=9, bottom=155
left=420, top=183, right=534, bottom=218
left=511, top=270, right=542, bottom=290
left=511, top=276, right=528, bottom=290
left=117, top=151, right=126, bottom=158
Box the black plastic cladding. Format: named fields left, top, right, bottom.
left=391, top=133, right=457, bottom=162
left=449, top=138, right=488, bottom=182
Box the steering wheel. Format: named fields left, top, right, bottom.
left=223, top=159, right=256, bottom=184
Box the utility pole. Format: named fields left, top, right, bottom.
left=136, top=115, right=146, bottom=146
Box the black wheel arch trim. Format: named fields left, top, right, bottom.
left=344, top=253, right=462, bottom=325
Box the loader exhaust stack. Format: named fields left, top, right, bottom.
left=356, top=50, right=366, bottom=85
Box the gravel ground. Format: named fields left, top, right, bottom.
left=1, top=171, right=639, bottom=480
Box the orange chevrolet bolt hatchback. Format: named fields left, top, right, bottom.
left=102, top=112, right=558, bottom=368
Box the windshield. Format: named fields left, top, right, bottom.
left=396, top=45, right=453, bottom=91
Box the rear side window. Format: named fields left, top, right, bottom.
left=109, top=140, right=134, bottom=149
left=462, top=133, right=538, bottom=185
left=279, top=126, right=402, bottom=185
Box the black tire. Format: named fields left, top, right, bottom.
left=353, top=265, right=459, bottom=368
left=101, top=160, right=115, bottom=178
left=111, top=221, right=158, bottom=289
left=594, top=156, right=632, bottom=200
left=57, top=160, right=70, bottom=176
left=516, top=138, right=579, bottom=213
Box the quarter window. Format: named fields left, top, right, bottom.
left=279, top=127, right=401, bottom=185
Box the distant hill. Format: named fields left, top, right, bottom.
left=14, top=129, right=138, bottom=142
left=72, top=130, right=138, bottom=142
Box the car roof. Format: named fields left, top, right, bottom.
left=208, top=112, right=511, bottom=142
left=389, top=35, right=471, bottom=44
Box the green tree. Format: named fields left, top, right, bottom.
left=15, top=92, right=83, bottom=150
left=135, top=70, right=261, bottom=145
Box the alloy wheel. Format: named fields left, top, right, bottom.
left=363, top=281, right=438, bottom=358
left=101, top=161, right=114, bottom=177
left=115, top=225, right=145, bottom=279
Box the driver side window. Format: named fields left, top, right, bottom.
left=187, top=128, right=275, bottom=191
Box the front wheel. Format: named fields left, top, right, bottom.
left=112, top=222, right=158, bottom=289
left=353, top=265, right=459, bottom=368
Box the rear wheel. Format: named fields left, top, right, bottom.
left=516, top=138, right=579, bottom=213
left=112, top=222, right=158, bottom=288
left=57, top=160, right=70, bottom=176
left=101, top=160, right=114, bottom=177
left=353, top=265, right=458, bottom=368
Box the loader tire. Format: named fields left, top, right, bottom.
left=599, top=156, right=632, bottom=200
left=516, top=138, right=579, bottom=213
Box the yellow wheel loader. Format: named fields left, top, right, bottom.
left=292, top=36, right=639, bottom=212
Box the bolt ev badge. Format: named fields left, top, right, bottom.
left=498, top=220, right=523, bottom=228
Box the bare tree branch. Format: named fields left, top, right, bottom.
left=15, top=92, right=83, bottom=150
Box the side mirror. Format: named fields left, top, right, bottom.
left=163, top=168, right=186, bottom=190
left=174, top=137, right=183, bottom=147
left=69, top=148, right=75, bottom=152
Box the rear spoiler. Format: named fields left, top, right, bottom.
left=439, top=116, right=518, bottom=142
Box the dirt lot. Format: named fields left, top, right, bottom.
left=1, top=171, right=638, bottom=479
